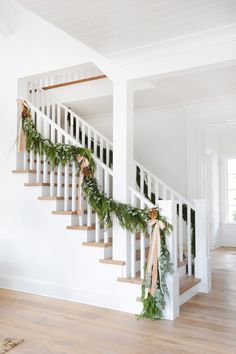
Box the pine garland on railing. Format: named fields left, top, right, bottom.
left=18, top=101, right=173, bottom=319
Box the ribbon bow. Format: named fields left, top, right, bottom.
left=16, top=99, right=30, bottom=153
left=145, top=218, right=166, bottom=298
left=76, top=155, right=89, bottom=213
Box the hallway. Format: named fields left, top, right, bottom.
left=0, top=247, right=235, bottom=354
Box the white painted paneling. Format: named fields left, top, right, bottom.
left=17, top=0, right=236, bottom=54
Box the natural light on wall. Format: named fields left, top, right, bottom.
left=226, top=159, right=236, bottom=223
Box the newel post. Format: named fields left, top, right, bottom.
left=160, top=200, right=179, bottom=320
left=194, top=199, right=211, bottom=293
left=112, top=79, right=134, bottom=276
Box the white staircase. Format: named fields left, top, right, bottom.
left=13, top=69, right=211, bottom=319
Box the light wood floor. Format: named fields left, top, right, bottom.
left=0, top=247, right=236, bottom=354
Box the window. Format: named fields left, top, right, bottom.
left=226, top=159, right=236, bottom=222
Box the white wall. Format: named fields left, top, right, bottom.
left=185, top=95, right=236, bottom=247
left=0, top=2, right=112, bottom=294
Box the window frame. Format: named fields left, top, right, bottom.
left=223, top=156, right=236, bottom=224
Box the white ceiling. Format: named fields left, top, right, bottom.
left=16, top=0, right=236, bottom=55
left=67, top=65, right=236, bottom=116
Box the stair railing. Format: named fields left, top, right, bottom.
left=26, top=87, right=196, bottom=273
left=135, top=161, right=196, bottom=276
left=28, top=88, right=113, bottom=170
left=20, top=99, right=113, bottom=244
left=27, top=63, right=104, bottom=91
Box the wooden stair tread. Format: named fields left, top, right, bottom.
left=25, top=182, right=50, bottom=187
left=179, top=275, right=201, bottom=295
left=12, top=169, right=72, bottom=177
left=52, top=210, right=95, bottom=215
left=67, top=224, right=98, bottom=231
left=82, top=239, right=112, bottom=248
left=38, top=196, right=64, bottom=200
left=99, top=258, right=125, bottom=266
left=52, top=210, right=82, bottom=215
left=117, top=272, right=142, bottom=285
left=12, top=169, right=36, bottom=174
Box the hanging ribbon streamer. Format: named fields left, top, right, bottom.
left=76, top=155, right=90, bottom=213
left=145, top=210, right=165, bottom=299
left=16, top=99, right=30, bottom=153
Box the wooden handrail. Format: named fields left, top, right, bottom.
left=42, top=74, right=107, bottom=90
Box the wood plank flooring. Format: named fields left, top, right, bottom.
left=0, top=247, right=236, bottom=354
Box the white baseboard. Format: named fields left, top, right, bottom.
left=0, top=273, right=142, bottom=315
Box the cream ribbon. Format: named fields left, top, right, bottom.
left=16, top=99, right=30, bottom=153
left=76, top=155, right=89, bottom=213
left=145, top=219, right=165, bottom=298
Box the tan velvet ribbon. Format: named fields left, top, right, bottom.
left=145, top=218, right=165, bottom=298
left=76, top=155, right=89, bottom=213
left=16, top=99, right=29, bottom=153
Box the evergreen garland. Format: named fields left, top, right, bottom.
left=20, top=104, right=173, bottom=319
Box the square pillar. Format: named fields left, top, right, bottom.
left=194, top=199, right=212, bottom=293
left=112, top=79, right=134, bottom=271
left=160, top=200, right=180, bottom=320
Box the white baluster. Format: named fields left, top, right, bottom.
left=140, top=232, right=145, bottom=279
left=87, top=128, right=91, bottom=150
left=57, top=104, right=61, bottom=130
left=70, top=114, right=74, bottom=137
left=50, top=104, right=56, bottom=196
left=65, top=109, right=69, bottom=133
left=94, top=133, right=97, bottom=157
left=106, top=142, right=110, bottom=167
left=57, top=131, right=62, bottom=197
left=95, top=166, right=101, bottom=242
left=178, top=202, right=183, bottom=262
left=78, top=195, right=84, bottom=226
left=104, top=170, right=110, bottom=244
left=75, top=118, right=80, bottom=142
left=43, top=119, right=49, bottom=183
left=140, top=169, right=144, bottom=194
left=187, top=205, right=192, bottom=276
left=82, top=122, right=85, bottom=146
left=64, top=160, right=69, bottom=211
left=87, top=202, right=92, bottom=227
left=140, top=200, right=145, bottom=279
left=29, top=150, right=34, bottom=170
left=100, top=139, right=104, bottom=163
left=130, top=191, right=136, bottom=278
left=36, top=111, right=41, bottom=182
left=155, top=180, right=160, bottom=204
left=23, top=149, right=28, bottom=170
left=147, top=175, right=152, bottom=200
left=71, top=162, right=77, bottom=212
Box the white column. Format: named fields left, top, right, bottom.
left=160, top=200, right=179, bottom=320
left=194, top=199, right=211, bottom=293
left=112, top=79, right=134, bottom=272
